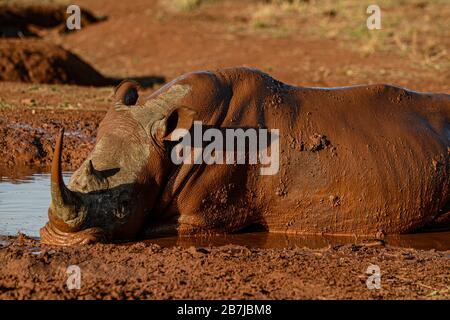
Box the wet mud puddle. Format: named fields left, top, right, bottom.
left=146, top=232, right=450, bottom=251
left=0, top=173, right=449, bottom=251
left=0, top=172, right=71, bottom=237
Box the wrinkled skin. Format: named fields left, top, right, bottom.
left=40, top=67, right=450, bottom=245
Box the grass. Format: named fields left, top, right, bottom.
left=162, top=0, right=214, bottom=12
left=27, top=84, right=41, bottom=92
left=0, top=99, right=14, bottom=110
left=250, top=1, right=303, bottom=31
left=243, top=0, right=449, bottom=70
left=57, top=102, right=74, bottom=109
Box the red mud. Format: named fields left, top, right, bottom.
left=0, top=107, right=105, bottom=177
left=0, top=1, right=104, bottom=38
left=0, top=0, right=449, bottom=300
left=0, top=235, right=448, bottom=299
left=0, top=39, right=110, bottom=86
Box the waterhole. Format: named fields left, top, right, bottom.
left=0, top=172, right=71, bottom=237
left=0, top=173, right=449, bottom=250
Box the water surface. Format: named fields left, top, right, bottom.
left=146, top=231, right=450, bottom=251
left=0, top=173, right=449, bottom=250
left=0, top=173, right=71, bottom=237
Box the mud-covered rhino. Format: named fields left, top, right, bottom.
left=41, top=67, right=450, bottom=245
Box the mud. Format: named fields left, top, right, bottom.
left=146, top=232, right=450, bottom=252
left=0, top=2, right=165, bottom=87
left=0, top=1, right=104, bottom=38
left=0, top=235, right=448, bottom=299
left=0, top=39, right=165, bottom=87
left=0, top=106, right=106, bottom=176
left=0, top=0, right=449, bottom=300
left=0, top=39, right=111, bottom=86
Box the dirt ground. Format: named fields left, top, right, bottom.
left=1, top=0, right=449, bottom=176
left=0, top=235, right=448, bottom=300
left=0, top=0, right=449, bottom=299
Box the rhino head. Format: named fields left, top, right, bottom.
left=40, top=81, right=196, bottom=245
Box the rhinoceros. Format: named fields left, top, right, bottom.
left=40, top=67, right=450, bottom=245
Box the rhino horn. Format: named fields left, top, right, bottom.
left=49, top=129, right=84, bottom=232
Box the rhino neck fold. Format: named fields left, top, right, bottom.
left=151, top=162, right=199, bottom=219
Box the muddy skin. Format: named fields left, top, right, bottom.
left=41, top=67, right=450, bottom=246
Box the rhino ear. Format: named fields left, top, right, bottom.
left=114, top=80, right=141, bottom=106
left=157, top=106, right=196, bottom=141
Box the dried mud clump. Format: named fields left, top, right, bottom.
left=0, top=39, right=110, bottom=86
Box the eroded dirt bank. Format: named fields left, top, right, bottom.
left=0, top=40, right=110, bottom=86
left=0, top=235, right=448, bottom=300
left=0, top=82, right=113, bottom=177
left=0, top=107, right=104, bottom=174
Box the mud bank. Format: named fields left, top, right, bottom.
left=0, top=107, right=105, bottom=176
left=0, top=39, right=111, bottom=86
left=0, top=235, right=448, bottom=299
left=0, top=1, right=104, bottom=38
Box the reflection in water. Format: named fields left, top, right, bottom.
left=0, top=173, right=449, bottom=250
left=0, top=172, right=71, bottom=237
left=144, top=231, right=450, bottom=251
left=385, top=232, right=450, bottom=251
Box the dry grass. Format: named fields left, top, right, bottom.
left=250, top=1, right=304, bottom=31
left=161, top=0, right=214, bottom=12
left=245, top=0, right=449, bottom=70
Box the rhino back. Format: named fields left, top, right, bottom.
left=261, top=83, right=450, bottom=235
left=151, top=68, right=450, bottom=235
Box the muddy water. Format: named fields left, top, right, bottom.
left=146, top=231, right=450, bottom=251
left=0, top=172, right=71, bottom=237
left=0, top=173, right=449, bottom=250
